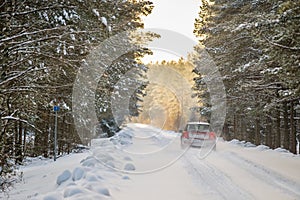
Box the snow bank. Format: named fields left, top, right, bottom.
left=228, top=139, right=299, bottom=156
left=35, top=125, right=138, bottom=199
left=274, top=148, right=290, bottom=153
left=23, top=156, right=52, bottom=167
left=229, top=139, right=270, bottom=150
left=256, top=145, right=270, bottom=151
left=92, top=125, right=134, bottom=148
left=2, top=123, right=300, bottom=200
left=39, top=155, right=128, bottom=199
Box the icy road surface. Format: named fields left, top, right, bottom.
left=114, top=124, right=300, bottom=200
left=1, top=123, right=300, bottom=200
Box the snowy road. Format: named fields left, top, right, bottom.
left=114, top=124, right=300, bottom=200
left=1, top=123, right=300, bottom=200
left=181, top=143, right=300, bottom=200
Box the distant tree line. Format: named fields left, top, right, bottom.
left=193, top=0, right=300, bottom=153
left=0, top=0, right=153, bottom=191
left=132, top=59, right=199, bottom=130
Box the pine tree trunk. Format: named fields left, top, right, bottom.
left=240, top=116, right=246, bottom=141
left=238, top=115, right=243, bottom=141
left=290, top=100, right=296, bottom=154
left=23, top=126, right=27, bottom=154
left=275, top=109, right=281, bottom=148
left=283, top=101, right=290, bottom=150
left=234, top=114, right=238, bottom=139
left=62, top=115, right=66, bottom=153
left=223, top=122, right=229, bottom=141
left=16, top=120, right=23, bottom=164
left=255, top=116, right=260, bottom=145
left=266, top=114, right=272, bottom=148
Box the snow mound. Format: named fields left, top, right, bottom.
left=122, top=175, right=130, bottom=180
left=80, top=156, right=99, bottom=167
left=93, top=152, right=115, bottom=163
left=256, top=145, right=270, bottom=151
left=106, top=161, right=115, bottom=168
left=229, top=139, right=244, bottom=146
left=110, top=128, right=134, bottom=146
left=85, top=173, right=101, bottom=182
left=43, top=193, right=62, bottom=200
left=72, top=167, right=85, bottom=181
left=63, top=186, right=84, bottom=198
left=124, top=156, right=132, bottom=161
left=124, top=163, right=136, bottom=171
left=41, top=151, right=126, bottom=199
left=244, top=142, right=256, bottom=148
left=95, top=187, right=110, bottom=196
left=274, top=148, right=290, bottom=153
left=57, top=170, right=71, bottom=185
left=23, top=156, right=52, bottom=167
left=229, top=140, right=256, bottom=148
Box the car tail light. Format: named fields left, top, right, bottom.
left=209, top=132, right=216, bottom=140
left=182, top=131, right=189, bottom=139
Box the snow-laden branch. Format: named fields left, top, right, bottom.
left=5, top=84, right=73, bottom=91
left=0, top=66, right=34, bottom=86
left=8, top=35, right=60, bottom=51
left=264, top=35, right=300, bottom=51
left=1, top=116, right=42, bottom=133
left=0, top=5, right=76, bottom=17
left=0, top=27, right=67, bottom=44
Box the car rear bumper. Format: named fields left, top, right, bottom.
left=181, top=138, right=216, bottom=148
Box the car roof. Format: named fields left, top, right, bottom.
left=187, top=121, right=210, bottom=125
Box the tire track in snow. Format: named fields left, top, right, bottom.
left=182, top=149, right=255, bottom=200
left=221, top=151, right=300, bottom=199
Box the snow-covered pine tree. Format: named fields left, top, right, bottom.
left=193, top=0, right=299, bottom=152
left=0, top=0, right=154, bottom=190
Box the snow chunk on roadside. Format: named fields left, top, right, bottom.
left=122, top=175, right=130, bottom=180
left=229, top=140, right=256, bottom=148
left=57, top=170, right=71, bottom=185
left=43, top=193, right=62, bottom=200
left=124, top=163, right=136, bottom=171
left=80, top=156, right=99, bottom=167
left=95, top=187, right=110, bottom=196
left=244, top=142, right=256, bottom=148
left=72, top=167, right=85, bottom=181
left=229, top=139, right=244, bottom=146
left=256, top=145, right=270, bottom=151
left=63, top=186, right=84, bottom=198
left=124, top=156, right=132, bottom=161
left=274, top=148, right=290, bottom=153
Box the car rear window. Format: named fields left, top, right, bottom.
left=186, top=124, right=209, bottom=132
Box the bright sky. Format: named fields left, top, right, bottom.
left=143, top=0, right=202, bottom=63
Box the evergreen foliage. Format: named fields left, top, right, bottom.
left=193, top=0, right=300, bottom=152
left=0, top=0, right=154, bottom=190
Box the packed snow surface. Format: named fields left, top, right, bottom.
left=1, top=123, right=300, bottom=200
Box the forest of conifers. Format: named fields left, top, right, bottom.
left=193, top=0, right=299, bottom=154
left=0, top=0, right=299, bottom=191
left=0, top=0, right=154, bottom=189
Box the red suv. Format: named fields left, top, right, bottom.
left=181, top=122, right=216, bottom=150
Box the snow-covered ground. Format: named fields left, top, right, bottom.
left=1, top=123, right=300, bottom=200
